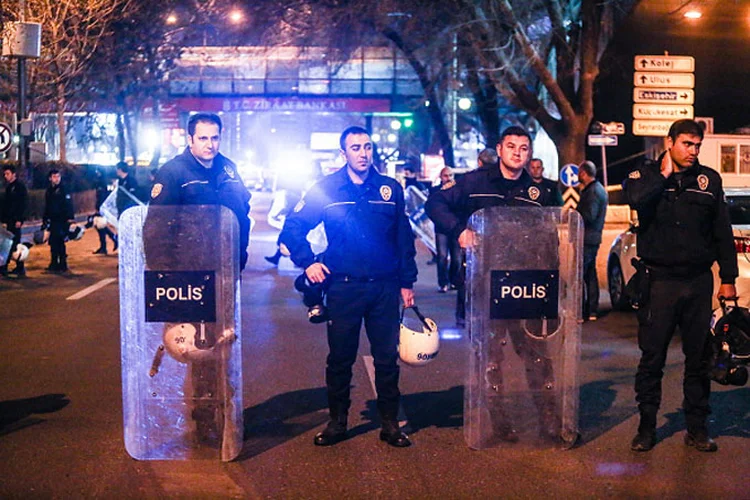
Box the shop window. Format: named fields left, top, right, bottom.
left=721, top=144, right=737, bottom=173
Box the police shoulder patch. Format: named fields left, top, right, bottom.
left=380, top=185, right=392, bottom=201
left=628, top=170, right=642, bottom=179
left=697, top=174, right=709, bottom=191
left=528, top=186, right=540, bottom=201
left=151, top=183, right=163, bottom=199
left=224, top=165, right=236, bottom=179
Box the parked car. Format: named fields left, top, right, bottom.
left=607, top=187, right=750, bottom=310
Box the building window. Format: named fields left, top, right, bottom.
left=721, top=144, right=737, bottom=174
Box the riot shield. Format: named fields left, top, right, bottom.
left=0, top=226, right=13, bottom=267
left=120, top=205, right=243, bottom=461
left=464, top=207, right=582, bottom=450
left=404, top=185, right=436, bottom=253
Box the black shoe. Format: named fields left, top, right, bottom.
left=308, top=304, right=329, bottom=324
left=438, top=285, right=449, bottom=293
left=314, top=421, right=348, bottom=446
left=93, top=248, right=107, bottom=255
left=8, top=268, right=26, bottom=277
left=630, top=430, right=656, bottom=452
left=264, top=254, right=281, bottom=266
left=380, top=425, right=412, bottom=448
left=684, top=431, right=718, bottom=452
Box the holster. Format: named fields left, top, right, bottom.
left=625, top=258, right=651, bottom=310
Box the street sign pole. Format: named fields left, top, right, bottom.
left=601, top=145, right=608, bottom=188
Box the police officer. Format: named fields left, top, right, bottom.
left=149, top=112, right=251, bottom=270
left=426, top=126, right=558, bottom=441
left=625, top=119, right=737, bottom=453
left=43, top=169, right=75, bottom=273
left=527, top=158, right=563, bottom=206
left=279, top=125, right=418, bottom=448
left=115, top=162, right=142, bottom=218
left=1, top=166, right=28, bottom=276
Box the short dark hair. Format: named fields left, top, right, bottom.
left=188, top=113, right=223, bottom=137
left=478, top=148, right=498, bottom=167
left=668, top=119, right=704, bottom=141
left=3, top=165, right=16, bottom=174
left=48, top=169, right=60, bottom=177
left=579, top=160, right=597, bottom=177
left=499, top=125, right=532, bottom=145
left=530, top=158, right=543, bottom=165
left=116, top=162, right=130, bottom=174
left=340, top=125, right=369, bottom=150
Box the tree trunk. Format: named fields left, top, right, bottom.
left=115, top=111, right=126, bottom=163
left=122, top=100, right=138, bottom=165
left=56, top=83, right=67, bottom=162
left=551, top=115, right=589, bottom=168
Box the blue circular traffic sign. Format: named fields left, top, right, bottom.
left=560, top=163, right=579, bottom=187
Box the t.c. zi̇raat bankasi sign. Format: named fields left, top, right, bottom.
left=144, top=270, right=216, bottom=323
left=490, top=270, right=559, bottom=320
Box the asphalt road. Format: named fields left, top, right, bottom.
left=1, top=193, right=748, bottom=498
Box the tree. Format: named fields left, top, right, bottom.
left=1, top=0, right=131, bottom=162
left=244, top=0, right=638, bottom=169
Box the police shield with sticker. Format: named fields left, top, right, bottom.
left=120, top=113, right=250, bottom=461
left=426, top=126, right=583, bottom=449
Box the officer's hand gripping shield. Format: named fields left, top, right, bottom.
left=120, top=205, right=243, bottom=461
left=464, top=207, right=582, bottom=450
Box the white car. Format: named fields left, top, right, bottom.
left=607, top=187, right=750, bottom=310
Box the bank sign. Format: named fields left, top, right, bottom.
left=490, top=270, right=559, bottom=320
left=144, top=271, right=216, bottom=323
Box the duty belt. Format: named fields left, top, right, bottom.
left=330, top=274, right=398, bottom=283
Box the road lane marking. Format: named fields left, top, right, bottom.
left=66, top=278, right=117, bottom=300
left=362, top=355, right=408, bottom=427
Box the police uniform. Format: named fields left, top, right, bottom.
left=43, top=182, right=74, bottom=272
left=426, top=166, right=559, bottom=440
left=1, top=176, right=28, bottom=274
left=533, top=177, right=563, bottom=207
left=279, top=165, right=417, bottom=436
left=625, top=154, right=737, bottom=439
left=149, top=148, right=252, bottom=270
left=116, top=173, right=142, bottom=217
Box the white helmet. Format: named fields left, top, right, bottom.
left=162, top=323, right=236, bottom=363
left=67, top=224, right=85, bottom=241
left=93, top=215, right=109, bottom=230
left=12, top=243, right=31, bottom=262
left=399, top=306, right=439, bottom=367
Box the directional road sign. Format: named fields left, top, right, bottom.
left=632, top=104, right=694, bottom=120
left=562, top=187, right=580, bottom=210
left=588, top=135, right=618, bottom=147
left=633, top=88, right=694, bottom=105
left=560, top=163, right=579, bottom=188
left=634, top=55, right=695, bottom=73
left=0, top=122, right=12, bottom=153
left=600, top=122, right=625, bottom=135
left=633, top=120, right=674, bottom=137
left=634, top=72, right=695, bottom=89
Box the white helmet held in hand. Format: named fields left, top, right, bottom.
left=11, top=242, right=31, bottom=262
left=399, top=306, right=439, bottom=367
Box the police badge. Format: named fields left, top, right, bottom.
left=528, top=186, right=540, bottom=201
left=697, top=174, right=709, bottom=191
left=380, top=185, right=392, bottom=201
left=224, top=165, right=236, bottom=179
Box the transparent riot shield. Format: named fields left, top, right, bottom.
left=120, top=205, right=243, bottom=461
left=464, top=207, right=582, bottom=450
left=405, top=185, right=436, bottom=254
left=0, top=226, right=13, bottom=267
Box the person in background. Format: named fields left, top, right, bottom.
left=115, top=162, right=142, bottom=219
left=43, top=169, right=75, bottom=273
left=431, top=166, right=461, bottom=293
left=91, top=168, right=117, bottom=255
left=576, top=160, right=608, bottom=321
left=1, top=166, right=28, bottom=276
left=528, top=158, right=563, bottom=206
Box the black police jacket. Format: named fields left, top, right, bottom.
left=43, top=184, right=74, bottom=224
left=624, top=153, right=738, bottom=283
left=279, top=165, right=418, bottom=289
left=116, top=174, right=142, bottom=216
left=425, top=166, right=553, bottom=238
left=534, top=177, right=563, bottom=207
left=150, top=148, right=252, bottom=269
left=2, top=179, right=28, bottom=224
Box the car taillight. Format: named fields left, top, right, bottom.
left=734, top=237, right=750, bottom=254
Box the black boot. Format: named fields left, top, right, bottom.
left=314, top=414, right=348, bottom=446
left=630, top=409, right=657, bottom=452
left=685, top=426, right=718, bottom=452
left=58, top=256, right=68, bottom=273
left=9, top=261, right=25, bottom=277
left=380, top=419, right=411, bottom=448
